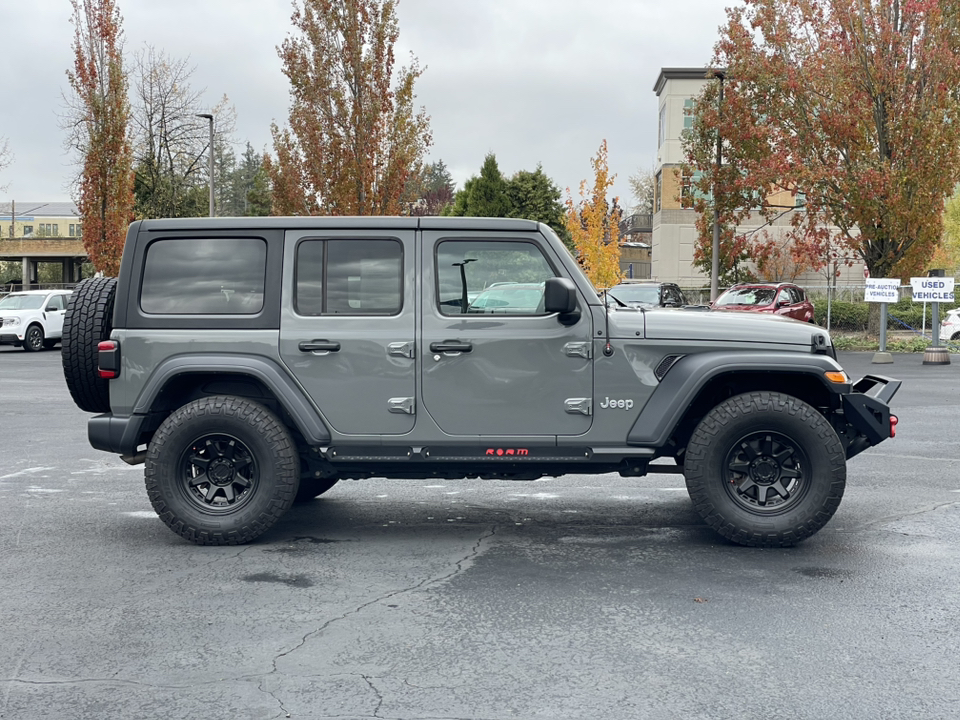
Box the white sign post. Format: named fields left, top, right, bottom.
left=911, top=276, right=955, bottom=364
left=865, top=279, right=899, bottom=363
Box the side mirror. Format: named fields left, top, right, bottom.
left=45, top=305, right=57, bottom=312
left=544, top=277, right=578, bottom=315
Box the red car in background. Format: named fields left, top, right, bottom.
left=711, top=283, right=815, bottom=322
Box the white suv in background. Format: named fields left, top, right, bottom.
left=942, top=308, right=960, bottom=342
left=0, top=289, right=73, bottom=352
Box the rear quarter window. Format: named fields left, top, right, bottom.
left=140, top=237, right=267, bottom=314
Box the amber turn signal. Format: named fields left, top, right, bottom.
left=824, top=371, right=848, bottom=383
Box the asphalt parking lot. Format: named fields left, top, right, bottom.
left=1, top=347, right=958, bottom=720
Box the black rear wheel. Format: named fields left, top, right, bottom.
left=684, top=391, right=846, bottom=547
left=145, top=396, right=300, bottom=545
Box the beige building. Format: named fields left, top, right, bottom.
left=0, top=201, right=87, bottom=288
left=651, top=68, right=866, bottom=290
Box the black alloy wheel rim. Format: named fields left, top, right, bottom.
left=178, top=433, right=259, bottom=514
left=26, top=328, right=42, bottom=350
left=723, top=431, right=809, bottom=514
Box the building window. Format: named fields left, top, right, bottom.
left=69, top=224, right=75, bottom=237
left=22, top=225, right=33, bottom=237
left=683, top=98, right=695, bottom=130
left=681, top=168, right=693, bottom=203
left=655, top=171, right=662, bottom=213
left=658, top=105, right=666, bottom=148
left=52, top=224, right=59, bottom=236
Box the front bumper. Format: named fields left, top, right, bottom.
left=840, top=374, right=900, bottom=458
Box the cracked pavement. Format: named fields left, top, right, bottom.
left=1, top=349, right=958, bottom=720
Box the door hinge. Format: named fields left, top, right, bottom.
left=564, top=398, right=592, bottom=416
left=563, top=342, right=592, bottom=359
left=388, top=397, right=416, bottom=415
left=387, top=341, right=415, bottom=358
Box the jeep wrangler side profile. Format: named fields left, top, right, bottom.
left=62, top=217, right=899, bottom=547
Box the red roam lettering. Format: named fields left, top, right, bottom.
left=484, top=448, right=530, bottom=456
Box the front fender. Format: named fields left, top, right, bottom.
left=626, top=351, right=849, bottom=447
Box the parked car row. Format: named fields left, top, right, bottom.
left=0, top=289, right=73, bottom=351
left=604, top=280, right=815, bottom=323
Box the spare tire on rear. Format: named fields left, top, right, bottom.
left=62, top=277, right=117, bottom=413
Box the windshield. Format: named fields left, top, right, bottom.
left=609, top=285, right=659, bottom=306
left=715, top=287, right=777, bottom=307
left=0, top=294, right=45, bottom=310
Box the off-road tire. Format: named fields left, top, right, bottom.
left=23, top=324, right=44, bottom=352
left=144, top=396, right=300, bottom=545
left=62, top=277, right=117, bottom=413
left=295, top=477, right=339, bottom=502
left=684, top=391, right=846, bottom=548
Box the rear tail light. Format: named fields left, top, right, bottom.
left=890, top=414, right=898, bottom=438
left=98, top=340, right=120, bottom=379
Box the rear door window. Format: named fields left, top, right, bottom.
left=295, top=239, right=403, bottom=316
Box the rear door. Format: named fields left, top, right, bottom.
left=419, top=231, right=594, bottom=437
left=279, top=229, right=416, bottom=435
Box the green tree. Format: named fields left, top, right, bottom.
left=408, top=159, right=455, bottom=216
left=269, top=0, right=432, bottom=215
left=445, top=153, right=510, bottom=217
left=505, top=165, right=572, bottom=250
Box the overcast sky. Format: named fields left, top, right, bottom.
left=1, top=0, right=728, bottom=212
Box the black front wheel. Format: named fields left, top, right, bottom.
left=145, top=396, right=300, bottom=545
left=684, top=391, right=846, bottom=547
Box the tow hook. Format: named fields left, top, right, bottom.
left=890, top=415, right=898, bottom=438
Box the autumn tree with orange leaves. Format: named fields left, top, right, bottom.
left=268, top=0, right=431, bottom=215
left=684, top=0, right=960, bottom=280
left=65, top=0, right=133, bottom=276
left=565, top=140, right=622, bottom=289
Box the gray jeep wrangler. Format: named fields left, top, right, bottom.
left=61, top=216, right=899, bottom=547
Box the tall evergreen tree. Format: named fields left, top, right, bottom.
left=446, top=154, right=510, bottom=217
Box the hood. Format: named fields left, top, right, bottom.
left=0, top=308, right=38, bottom=319
left=638, top=307, right=825, bottom=347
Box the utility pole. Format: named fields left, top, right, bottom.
left=710, top=71, right=725, bottom=302
left=196, top=114, right=215, bottom=217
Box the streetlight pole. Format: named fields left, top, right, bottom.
left=195, top=113, right=214, bottom=217
left=710, top=71, right=725, bottom=302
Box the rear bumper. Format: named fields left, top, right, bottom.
left=88, top=413, right=146, bottom=457
left=840, top=374, right=901, bottom=457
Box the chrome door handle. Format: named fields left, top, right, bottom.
left=299, top=340, right=341, bottom=353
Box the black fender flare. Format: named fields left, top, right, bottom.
left=626, top=351, right=848, bottom=446
left=132, top=353, right=331, bottom=445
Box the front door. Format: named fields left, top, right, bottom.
left=279, top=229, right=416, bottom=436
left=46, top=293, right=67, bottom=338
left=420, top=232, right=594, bottom=437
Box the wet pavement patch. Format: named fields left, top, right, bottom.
left=242, top=572, right=314, bottom=588
left=794, top=566, right=853, bottom=580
